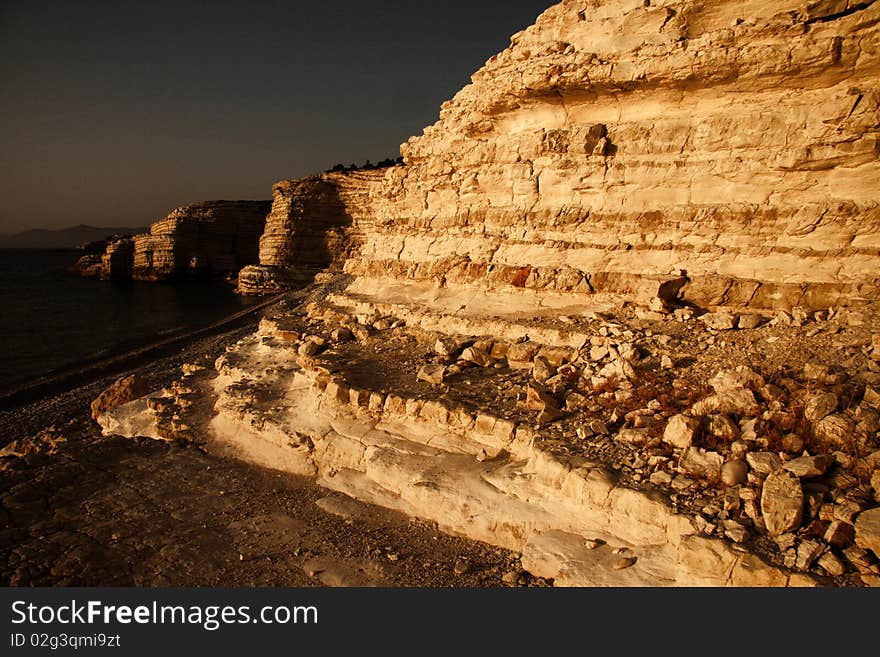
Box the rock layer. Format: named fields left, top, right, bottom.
left=250, top=0, right=880, bottom=312
left=133, top=200, right=271, bottom=281
left=238, top=172, right=381, bottom=294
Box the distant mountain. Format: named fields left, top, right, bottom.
left=0, top=224, right=149, bottom=249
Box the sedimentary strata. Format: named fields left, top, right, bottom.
left=246, top=0, right=880, bottom=312
left=132, top=200, right=271, bottom=281
left=73, top=200, right=271, bottom=281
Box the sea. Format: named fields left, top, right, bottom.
left=0, top=249, right=262, bottom=390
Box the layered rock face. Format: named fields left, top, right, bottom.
left=258, top=0, right=880, bottom=312
left=101, top=238, right=134, bottom=279
left=238, top=172, right=381, bottom=294
left=132, top=200, right=270, bottom=281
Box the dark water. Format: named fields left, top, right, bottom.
left=0, top=249, right=261, bottom=387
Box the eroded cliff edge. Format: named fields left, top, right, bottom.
left=243, top=0, right=880, bottom=311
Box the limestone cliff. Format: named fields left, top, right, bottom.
left=101, top=238, right=134, bottom=279
left=71, top=200, right=271, bottom=282
left=132, top=200, right=271, bottom=281
left=253, top=0, right=880, bottom=311
left=238, top=171, right=382, bottom=294
left=130, top=200, right=271, bottom=281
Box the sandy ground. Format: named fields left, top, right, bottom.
left=0, top=302, right=531, bottom=587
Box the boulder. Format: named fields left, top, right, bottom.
left=662, top=414, right=700, bottom=450
left=532, top=355, right=556, bottom=383
left=721, top=460, right=749, bottom=486
left=699, top=312, right=737, bottom=330
left=824, top=520, right=855, bottom=549
left=691, top=389, right=760, bottom=417
left=803, top=391, right=838, bottom=423
left=854, top=507, right=880, bottom=559
left=761, top=470, right=804, bottom=536
left=746, top=451, right=783, bottom=475
left=813, top=413, right=856, bottom=449
left=460, top=347, right=492, bottom=367
left=90, top=374, right=150, bottom=421
left=708, top=366, right=764, bottom=393
left=680, top=447, right=723, bottom=482
left=795, top=540, right=826, bottom=571
left=705, top=414, right=740, bottom=441
left=526, top=383, right=559, bottom=413
left=434, top=336, right=467, bottom=358
left=506, top=342, right=538, bottom=368
left=736, top=314, right=763, bottom=330
left=417, top=364, right=446, bottom=385
left=783, top=454, right=832, bottom=478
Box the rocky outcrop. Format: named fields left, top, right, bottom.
left=71, top=201, right=270, bottom=282
left=70, top=236, right=134, bottom=279
left=238, top=173, right=381, bottom=294
left=248, top=0, right=880, bottom=313
left=69, top=235, right=135, bottom=278
left=133, top=200, right=270, bottom=281
left=69, top=253, right=104, bottom=278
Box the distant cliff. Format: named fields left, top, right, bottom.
left=73, top=201, right=270, bottom=281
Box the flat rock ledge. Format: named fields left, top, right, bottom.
left=97, top=309, right=837, bottom=587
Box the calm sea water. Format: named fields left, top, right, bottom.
left=0, top=249, right=261, bottom=387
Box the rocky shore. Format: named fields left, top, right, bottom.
left=0, top=294, right=527, bottom=587
left=9, top=0, right=880, bottom=587
left=90, top=276, right=880, bottom=587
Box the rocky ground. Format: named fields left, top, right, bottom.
left=0, top=299, right=531, bottom=588
left=5, top=280, right=880, bottom=587
left=194, top=281, right=880, bottom=586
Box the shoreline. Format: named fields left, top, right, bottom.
left=0, top=282, right=525, bottom=587
left=0, top=291, right=288, bottom=448
left=0, top=292, right=286, bottom=411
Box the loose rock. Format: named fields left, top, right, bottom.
left=803, top=391, right=838, bottom=423
left=783, top=454, right=832, bottom=478
left=417, top=364, right=447, bottom=385
left=699, top=312, right=737, bottom=331
left=721, top=460, right=749, bottom=486
left=855, top=507, right=880, bottom=558
left=746, top=451, right=783, bottom=475
left=460, top=347, right=492, bottom=367
left=817, top=552, right=846, bottom=577
left=761, top=470, right=804, bottom=536
left=532, top=355, right=556, bottom=383
left=680, top=447, right=723, bottom=482
left=663, top=414, right=700, bottom=450
left=824, top=520, right=855, bottom=549
left=90, top=374, right=150, bottom=421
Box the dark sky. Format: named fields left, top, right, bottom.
left=0, top=0, right=555, bottom=233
